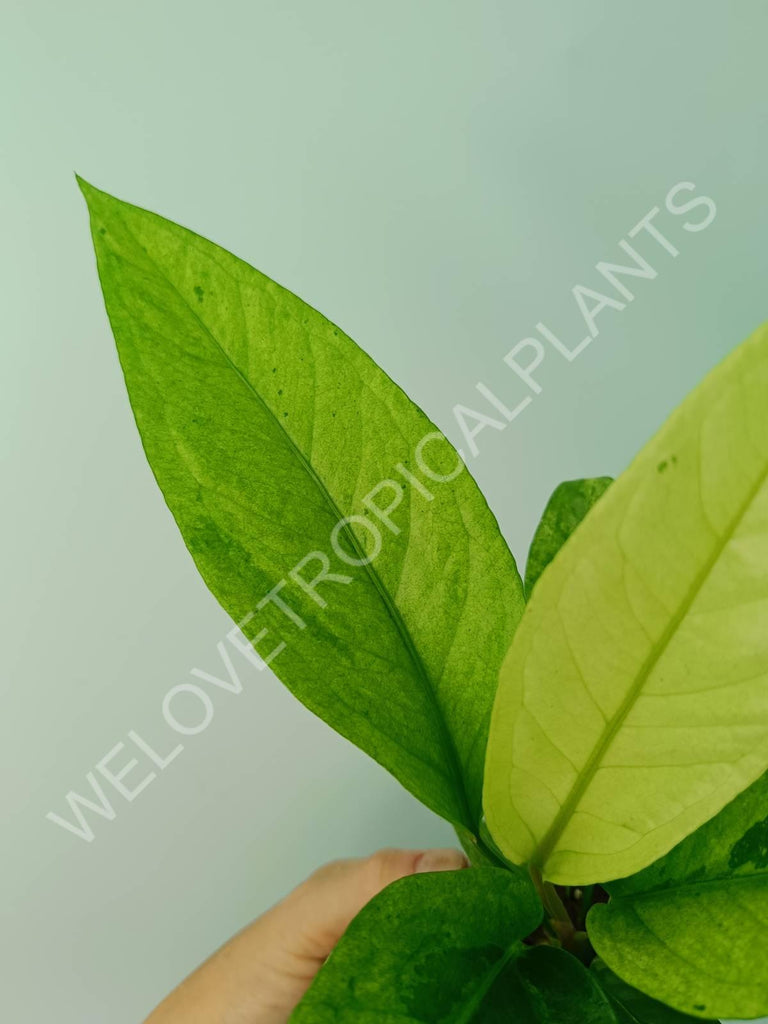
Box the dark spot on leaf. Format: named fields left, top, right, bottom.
left=193, top=285, right=204, bottom=303
left=671, top=454, right=678, bottom=464
left=729, top=817, right=768, bottom=870
left=272, top=367, right=277, bottom=373
left=283, top=412, right=289, bottom=417
left=657, top=460, right=668, bottom=473
left=694, top=1006, right=706, bottom=1012
left=278, top=389, right=283, bottom=395
left=98, top=227, right=106, bottom=235
left=681, top=865, right=707, bottom=883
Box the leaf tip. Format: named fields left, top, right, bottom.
left=75, top=172, right=94, bottom=195
left=75, top=175, right=110, bottom=213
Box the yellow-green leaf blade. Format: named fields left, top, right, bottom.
left=484, top=323, right=768, bottom=883
left=79, top=178, right=525, bottom=830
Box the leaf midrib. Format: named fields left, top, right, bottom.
left=534, top=451, right=768, bottom=871
left=112, top=212, right=475, bottom=828
left=453, top=941, right=523, bottom=1024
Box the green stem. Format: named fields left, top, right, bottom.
left=529, top=865, right=572, bottom=926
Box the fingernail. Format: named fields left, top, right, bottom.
left=414, top=848, right=470, bottom=873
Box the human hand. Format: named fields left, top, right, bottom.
left=144, top=847, right=469, bottom=1024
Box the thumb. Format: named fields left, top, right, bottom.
left=143, top=848, right=468, bottom=1024
left=273, top=847, right=469, bottom=963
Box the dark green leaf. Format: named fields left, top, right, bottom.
left=591, top=960, right=717, bottom=1023
left=504, top=946, right=619, bottom=1023
left=289, top=867, right=542, bottom=1023
left=588, top=772, right=768, bottom=1020
left=524, top=477, right=612, bottom=595
left=79, top=179, right=526, bottom=830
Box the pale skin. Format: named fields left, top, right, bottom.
left=145, top=847, right=469, bottom=1024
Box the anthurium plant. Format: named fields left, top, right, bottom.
left=79, top=177, right=768, bottom=1023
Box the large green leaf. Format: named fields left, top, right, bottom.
left=591, top=960, right=717, bottom=1023
left=79, top=179, right=525, bottom=830
left=291, top=867, right=617, bottom=1023
left=525, top=477, right=613, bottom=595
left=290, top=867, right=541, bottom=1023
left=587, top=772, right=768, bottom=1020
left=484, top=322, right=768, bottom=883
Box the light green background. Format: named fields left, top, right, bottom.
left=2, top=2, right=766, bottom=1021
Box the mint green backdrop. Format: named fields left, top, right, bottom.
left=1, top=2, right=766, bottom=1021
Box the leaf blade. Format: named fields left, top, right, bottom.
left=485, top=323, right=768, bottom=882
left=587, top=772, right=768, bottom=1020
left=289, top=867, right=542, bottom=1023
left=507, top=947, right=619, bottom=1024
left=290, top=870, right=616, bottom=1023
left=80, top=179, right=525, bottom=829
left=591, top=960, right=718, bottom=1024
left=525, top=477, right=613, bottom=596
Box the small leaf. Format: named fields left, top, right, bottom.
left=525, top=477, right=612, bottom=596
left=79, top=179, right=526, bottom=831
left=289, top=867, right=542, bottom=1023
left=587, top=772, right=768, bottom=1021
left=484, top=323, right=768, bottom=883
left=591, top=960, right=717, bottom=1023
